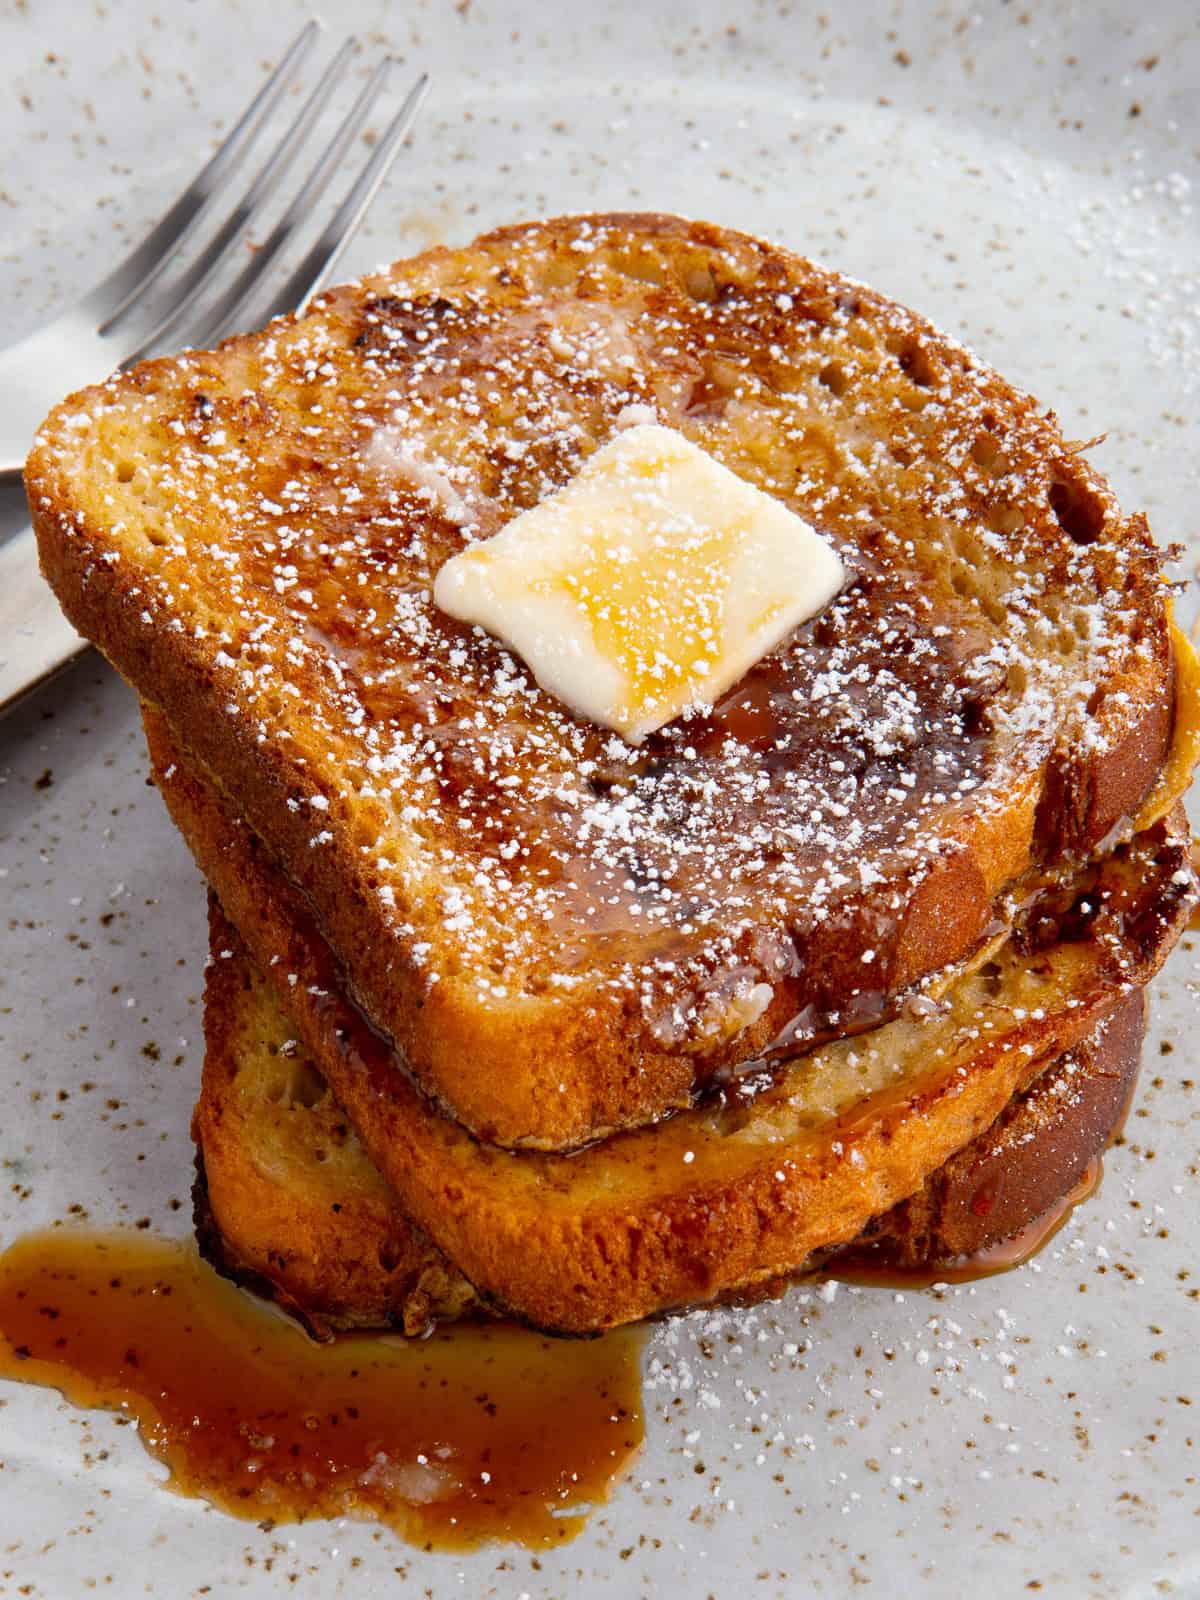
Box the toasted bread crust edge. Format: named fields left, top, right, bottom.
left=853, top=985, right=1145, bottom=1267
left=197, top=907, right=1146, bottom=1332
left=145, top=707, right=1196, bottom=1331
left=196, top=897, right=479, bottom=1337
left=27, top=211, right=1179, bottom=1151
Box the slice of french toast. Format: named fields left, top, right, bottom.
left=145, top=707, right=1197, bottom=1333
left=196, top=894, right=1147, bottom=1335
left=847, top=981, right=1147, bottom=1272
left=197, top=892, right=478, bottom=1337
left=29, top=214, right=1182, bottom=1151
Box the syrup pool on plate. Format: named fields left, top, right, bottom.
left=0, top=1228, right=645, bottom=1551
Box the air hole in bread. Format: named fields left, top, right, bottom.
left=612, top=253, right=667, bottom=289
left=985, top=502, right=1025, bottom=536
left=685, top=265, right=720, bottom=302
left=1049, top=470, right=1105, bottom=545
left=818, top=361, right=848, bottom=398
left=889, top=442, right=914, bottom=467
left=948, top=564, right=1008, bottom=627
left=271, top=1055, right=325, bottom=1109
left=889, top=333, right=939, bottom=388
left=682, top=367, right=738, bottom=421
left=977, top=960, right=1004, bottom=998
left=970, top=433, right=1009, bottom=475
left=378, top=1243, right=402, bottom=1273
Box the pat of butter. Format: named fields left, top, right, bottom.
left=433, top=423, right=846, bottom=742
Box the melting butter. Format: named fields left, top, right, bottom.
left=433, top=423, right=845, bottom=742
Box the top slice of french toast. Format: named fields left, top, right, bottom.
left=28, top=213, right=1177, bottom=1149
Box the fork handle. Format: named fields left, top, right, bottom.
left=0, top=526, right=88, bottom=715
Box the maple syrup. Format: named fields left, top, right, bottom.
left=825, top=1154, right=1104, bottom=1291
left=0, top=1229, right=644, bottom=1550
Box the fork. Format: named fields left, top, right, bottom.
left=0, top=22, right=429, bottom=713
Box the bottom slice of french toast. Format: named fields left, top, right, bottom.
left=195, top=899, right=1149, bottom=1336
left=196, top=897, right=480, bottom=1337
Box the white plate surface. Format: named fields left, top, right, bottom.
left=0, top=2, right=1198, bottom=1595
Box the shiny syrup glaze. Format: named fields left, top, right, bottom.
left=225, top=347, right=1001, bottom=989
left=826, top=1012, right=1146, bottom=1291
left=151, top=260, right=1054, bottom=1148
left=0, top=1230, right=644, bottom=1550
left=0, top=1159, right=1124, bottom=1546
left=424, top=570, right=996, bottom=937
left=825, top=1154, right=1103, bottom=1290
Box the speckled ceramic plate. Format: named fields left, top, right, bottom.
left=1, top=3, right=1198, bottom=1595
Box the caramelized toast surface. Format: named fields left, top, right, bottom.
left=31, top=214, right=1178, bottom=1148
left=147, top=709, right=1196, bottom=1332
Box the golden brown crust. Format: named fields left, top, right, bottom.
left=29, top=213, right=1182, bottom=1151
left=197, top=897, right=478, bottom=1336
left=852, top=986, right=1145, bottom=1267
left=146, top=708, right=1196, bottom=1332
left=198, top=909, right=1147, bottom=1332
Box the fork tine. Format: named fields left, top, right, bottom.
left=124, top=37, right=361, bottom=360
left=183, top=58, right=410, bottom=351
left=86, top=20, right=320, bottom=330
left=265, top=70, right=431, bottom=320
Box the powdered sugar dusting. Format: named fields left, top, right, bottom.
left=31, top=214, right=1171, bottom=1092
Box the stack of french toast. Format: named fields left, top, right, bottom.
left=26, top=213, right=1199, bottom=1336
